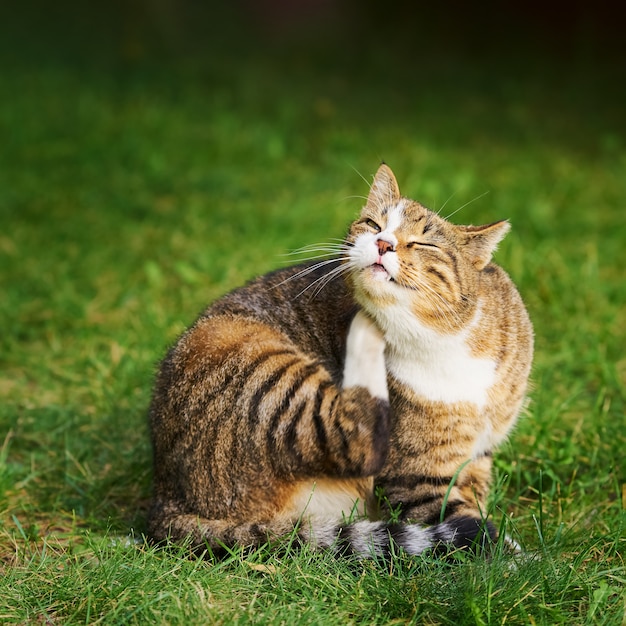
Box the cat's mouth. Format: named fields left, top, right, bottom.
left=368, top=263, right=394, bottom=281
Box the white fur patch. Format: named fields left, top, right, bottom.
left=432, top=521, right=458, bottom=543
left=382, top=299, right=496, bottom=409
left=305, top=518, right=340, bottom=549
left=345, top=520, right=389, bottom=556
left=343, top=311, right=388, bottom=400
left=286, top=479, right=369, bottom=522
left=384, top=201, right=405, bottom=235
left=398, top=525, right=435, bottom=555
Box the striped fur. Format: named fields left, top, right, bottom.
left=147, top=164, right=533, bottom=558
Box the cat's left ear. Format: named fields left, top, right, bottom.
left=461, top=221, right=510, bottom=269
left=365, top=163, right=401, bottom=210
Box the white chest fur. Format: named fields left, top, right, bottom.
left=382, top=303, right=496, bottom=410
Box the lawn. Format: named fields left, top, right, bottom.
left=1, top=3, right=625, bottom=624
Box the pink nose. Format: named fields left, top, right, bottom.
left=377, top=239, right=394, bottom=255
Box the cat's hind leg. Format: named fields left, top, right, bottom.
left=147, top=500, right=295, bottom=553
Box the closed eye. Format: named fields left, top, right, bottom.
left=407, top=241, right=439, bottom=250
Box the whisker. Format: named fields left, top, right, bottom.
left=278, top=252, right=345, bottom=265
left=272, top=257, right=350, bottom=290
left=278, top=243, right=350, bottom=266
left=300, top=269, right=345, bottom=299
left=278, top=240, right=350, bottom=267
left=350, top=165, right=371, bottom=188
left=435, top=191, right=458, bottom=217
left=281, top=240, right=347, bottom=256
left=284, top=245, right=347, bottom=254
left=424, top=286, right=464, bottom=325
left=280, top=248, right=344, bottom=259
left=444, top=191, right=490, bottom=221
left=403, top=269, right=466, bottom=330
left=340, top=194, right=369, bottom=204
left=298, top=262, right=353, bottom=300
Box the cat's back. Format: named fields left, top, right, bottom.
left=205, top=260, right=357, bottom=372
left=150, top=260, right=357, bottom=428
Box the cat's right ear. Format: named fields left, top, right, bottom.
left=461, top=220, right=511, bottom=270
left=365, top=163, right=401, bottom=211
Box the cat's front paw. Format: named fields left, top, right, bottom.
left=347, top=310, right=385, bottom=357
left=343, top=311, right=388, bottom=400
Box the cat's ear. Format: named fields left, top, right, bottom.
left=365, top=163, right=401, bottom=210
left=461, top=220, right=510, bottom=269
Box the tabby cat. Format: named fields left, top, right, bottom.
left=147, top=164, right=533, bottom=557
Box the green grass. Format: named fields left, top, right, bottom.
left=1, top=5, right=625, bottom=624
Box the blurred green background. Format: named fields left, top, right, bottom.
left=2, top=0, right=625, bottom=535
left=0, top=2, right=625, bottom=621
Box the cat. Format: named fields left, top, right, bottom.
left=147, top=164, right=533, bottom=557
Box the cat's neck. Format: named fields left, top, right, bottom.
left=363, top=296, right=483, bottom=359
left=374, top=300, right=497, bottom=408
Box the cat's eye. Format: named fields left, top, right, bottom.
left=408, top=241, right=439, bottom=250
left=363, top=218, right=381, bottom=232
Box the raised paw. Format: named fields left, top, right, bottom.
left=343, top=311, right=388, bottom=400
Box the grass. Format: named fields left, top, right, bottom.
left=1, top=4, right=625, bottom=624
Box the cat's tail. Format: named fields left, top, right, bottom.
left=148, top=501, right=496, bottom=557
left=305, top=516, right=497, bottom=558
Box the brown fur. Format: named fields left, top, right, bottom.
left=147, top=164, right=533, bottom=556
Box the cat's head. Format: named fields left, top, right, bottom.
left=345, top=164, right=510, bottom=334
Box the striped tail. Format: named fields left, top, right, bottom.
left=148, top=509, right=497, bottom=558
left=305, top=516, right=498, bottom=558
